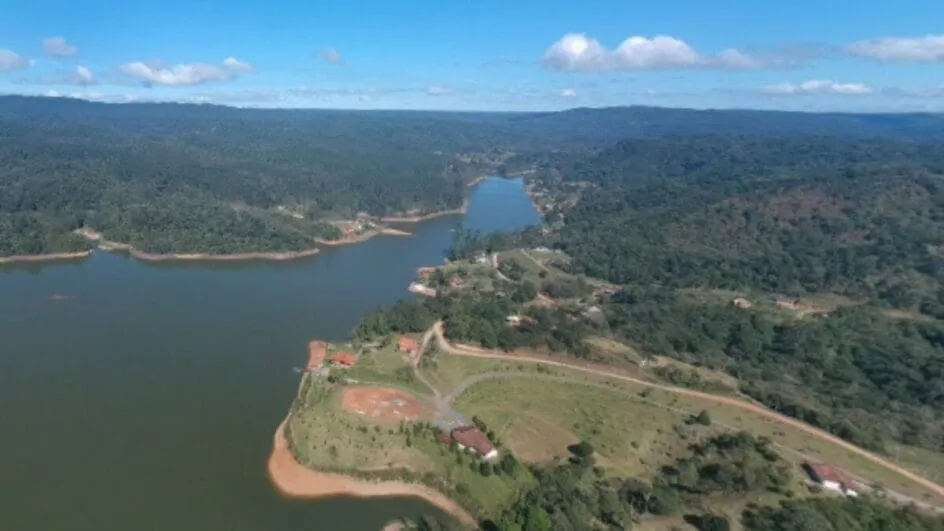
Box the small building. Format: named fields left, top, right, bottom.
left=329, top=352, right=358, bottom=367
left=450, top=426, right=498, bottom=460
left=732, top=297, right=753, bottom=309
left=397, top=336, right=419, bottom=355
left=804, top=463, right=859, bottom=497
left=449, top=276, right=465, bottom=288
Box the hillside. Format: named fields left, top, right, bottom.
left=522, top=135, right=944, bottom=453
left=6, top=97, right=944, bottom=257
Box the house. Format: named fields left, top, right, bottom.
left=804, top=463, right=859, bottom=497
left=450, top=426, right=498, bottom=460
left=732, top=297, right=753, bottom=309
left=397, top=336, right=419, bottom=355
left=329, top=352, right=358, bottom=367
left=449, top=276, right=466, bottom=288
left=506, top=315, right=522, bottom=326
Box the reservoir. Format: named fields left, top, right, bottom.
left=0, top=177, right=541, bottom=531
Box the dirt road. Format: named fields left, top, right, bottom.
left=431, top=322, right=944, bottom=502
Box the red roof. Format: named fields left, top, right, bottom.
left=809, top=464, right=851, bottom=485
left=398, top=336, right=419, bottom=352
left=450, top=427, right=495, bottom=455
left=330, top=352, right=357, bottom=366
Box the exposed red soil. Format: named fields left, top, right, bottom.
left=341, top=386, right=430, bottom=421
left=307, top=341, right=327, bottom=370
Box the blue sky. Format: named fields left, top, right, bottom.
left=1, top=0, right=943, bottom=111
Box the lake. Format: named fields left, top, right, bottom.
left=0, top=177, right=540, bottom=531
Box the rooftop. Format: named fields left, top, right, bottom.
left=450, top=426, right=496, bottom=455
left=330, top=352, right=357, bottom=366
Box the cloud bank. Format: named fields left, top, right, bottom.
left=761, top=80, right=873, bottom=96
left=119, top=57, right=253, bottom=86
left=543, top=33, right=764, bottom=71
left=847, top=34, right=944, bottom=62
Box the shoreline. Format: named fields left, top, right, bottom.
left=315, top=227, right=412, bottom=247
left=267, top=411, right=476, bottom=527
left=380, top=200, right=470, bottom=223
left=76, top=229, right=324, bottom=263
left=0, top=250, right=92, bottom=265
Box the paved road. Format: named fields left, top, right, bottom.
left=430, top=321, right=944, bottom=504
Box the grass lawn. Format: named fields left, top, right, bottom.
left=441, top=357, right=944, bottom=505
left=454, top=375, right=707, bottom=477
left=345, top=343, right=433, bottom=397
left=287, top=375, right=532, bottom=517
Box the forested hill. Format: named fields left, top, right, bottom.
left=5, top=95, right=944, bottom=257
left=527, top=134, right=944, bottom=452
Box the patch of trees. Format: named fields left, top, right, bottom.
left=742, top=497, right=944, bottom=531
left=605, top=285, right=944, bottom=451
left=352, top=290, right=596, bottom=357
left=488, top=432, right=787, bottom=531
left=662, top=432, right=792, bottom=496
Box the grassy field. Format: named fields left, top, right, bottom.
left=287, top=375, right=533, bottom=517
left=454, top=375, right=710, bottom=476
left=437, top=353, right=944, bottom=504
left=344, top=342, right=433, bottom=397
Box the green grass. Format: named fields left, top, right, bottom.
left=345, top=343, right=433, bottom=397
left=438, top=355, right=944, bottom=505
left=287, top=376, right=533, bottom=517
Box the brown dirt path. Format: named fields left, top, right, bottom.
left=431, top=322, right=944, bottom=503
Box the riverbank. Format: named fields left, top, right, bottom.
left=267, top=418, right=476, bottom=527
left=380, top=200, right=469, bottom=223
left=75, top=229, right=323, bottom=262
left=0, top=250, right=92, bottom=265
left=316, top=228, right=412, bottom=246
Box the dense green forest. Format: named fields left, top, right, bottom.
left=7, top=96, right=944, bottom=256
left=0, top=98, right=514, bottom=255
left=507, top=135, right=944, bottom=452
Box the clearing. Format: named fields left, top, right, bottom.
left=431, top=323, right=944, bottom=506
left=341, top=386, right=431, bottom=422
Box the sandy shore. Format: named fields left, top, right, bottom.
left=380, top=200, right=469, bottom=223
left=121, top=247, right=322, bottom=262
left=267, top=418, right=476, bottom=527
left=0, top=250, right=92, bottom=265
left=76, top=229, right=323, bottom=262
left=316, top=228, right=412, bottom=247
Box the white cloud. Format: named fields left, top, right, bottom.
left=557, top=88, right=578, bottom=98
left=543, top=33, right=763, bottom=71
left=120, top=58, right=250, bottom=86
left=222, top=57, right=253, bottom=72
left=0, top=49, right=29, bottom=72
left=321, top=48, right=343, bottom=65
left=189, top=89, right=284, bottom=104
left=426, top=85, right=454, bottom=96
left=847, top=34, right=944, bottom=62
left=74, top=65, right=94, bottom=85
left=761, top=80, right=874, bottom=96
left=43, top=36, right=78, bottom=57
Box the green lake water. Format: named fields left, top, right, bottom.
left=0, top=177, right=540, bottom=531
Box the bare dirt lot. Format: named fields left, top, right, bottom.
left=341, top=386, right=431, bottom=421
left=307, top=341, right=327, bottom=369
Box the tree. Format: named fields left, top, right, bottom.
left=695, top=410, right=712, bottom=426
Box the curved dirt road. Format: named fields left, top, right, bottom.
left=431, top=322, right=944, bottom=502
